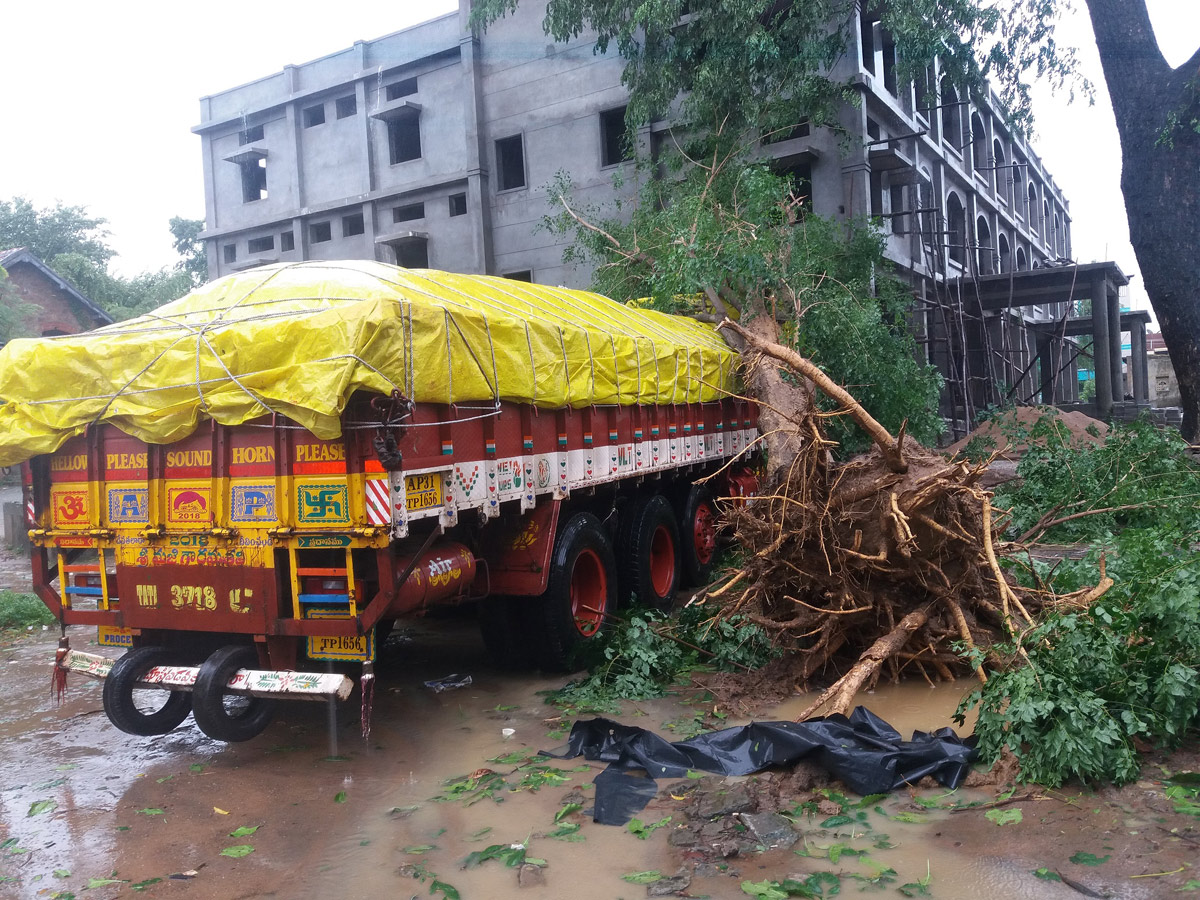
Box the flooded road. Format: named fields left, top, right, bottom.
left=2, top=582, right=1197, bottom=898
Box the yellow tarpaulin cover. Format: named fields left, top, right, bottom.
left=0, top=261, right=740, bottom=465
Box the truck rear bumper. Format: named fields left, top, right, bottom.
left=59, top=650, right=354, bottom=701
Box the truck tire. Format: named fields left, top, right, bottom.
left=617, top=494, right=680, bottom=610
left=102, top=647, right=193, bottom=736
left=533, top=512, right=616, bottom=672
left=679, top=484, right=718, bottom=587
left=478, top=596, right=532, bottom=670
left=191, top=645, right=276, bottom=743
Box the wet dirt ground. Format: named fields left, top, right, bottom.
left=1, top=549, right=1197, bottom=900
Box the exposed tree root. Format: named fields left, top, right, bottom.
left=696, top=324, right=1104, bottom=719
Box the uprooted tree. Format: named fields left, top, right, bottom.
left=470, top=0, right=1111, bottom=716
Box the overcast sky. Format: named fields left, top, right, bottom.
left=0, top=1, right=1196, bottom=323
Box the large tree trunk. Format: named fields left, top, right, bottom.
left=1083, top=0, right=1200, bottom=439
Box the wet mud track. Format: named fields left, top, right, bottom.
left=1, top=612, right=1198, bottom=899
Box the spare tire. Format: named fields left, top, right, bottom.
left=102, top=646, right=193, bottom=736
left=191, top=645, right=276, bottom=742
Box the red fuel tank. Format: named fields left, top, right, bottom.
left=389, top=542, right=477, bottom=614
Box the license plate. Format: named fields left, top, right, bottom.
left=97, top=625, right=134, bottom=648
left=405, top=472, right=443, bottom=511
left=305, top=607, right=375, bottom=661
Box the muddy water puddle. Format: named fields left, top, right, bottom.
left=0, top=620, right=1188, bottom=899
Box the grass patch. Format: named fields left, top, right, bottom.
left=0, top=590, right=54, bottom=629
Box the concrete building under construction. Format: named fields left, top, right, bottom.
left=193, top=1, right=1140, bottom=433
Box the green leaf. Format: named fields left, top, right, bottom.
left=622, top=870, right=663, bottom=884
left=819, top=814, right=853, bottom=828
left=1068, top=851, right=1111, bottom=866
left=334, top=791, right=347, bottom=803
left=85, top=878, right=126, bottom=889
left=430, top=880, right=460, bottom=900
left=1031, top=868, right=1062, bottom=882
left=555, top=802, right=582, bottom=822
left=404, top=845, right=438, bottom=854
left=131, top=877, right=163, bottom=891
left=27, top=799, right=57, bottom=817
left=220, top=845, right=255, bottom=858
left=740, top=879, right=788, bottom=900
left=985, top=808, right=1023, bottom=826
left=53, top=869, right=71, bottom=878
left=468, top=827, right=493, bottom=841
left=138, top=808, right=165, bottom=816
left=189, top=763, right=206, bottom=773
left=229, top=825, right=260, bottom=838
left=627, top=815, right=671, bottom=839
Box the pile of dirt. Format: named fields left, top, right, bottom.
left=945, top=405, right=1108, bottom=461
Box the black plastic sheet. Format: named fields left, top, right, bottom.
left=543, top=706, right=977, bottom=825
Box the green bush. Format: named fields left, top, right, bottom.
left=0, top=590, right=54, bottom=630
left=961, top=420, right=1200, bottom=786
left=550, top=604, right=779, bottom=712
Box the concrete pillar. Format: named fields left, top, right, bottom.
left=1131, top=320, right=1149, bottom=403
left=461, top=35, right=494, bottom=275
left=1091, top=272, right=1113, bottom=417
left=1108, top=280, right=1123, bottom=402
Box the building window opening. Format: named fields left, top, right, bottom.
left=280, top=230, right=295, bottom=252
left=495, top=135, right=526, bottom=191
left=946, top=193, right=965, bottom=265
left=223, top=244, right=236, bottom=264
left=503, top=270, right=533, bottom=282
left=774, top=159, right=812, bottom=212
left=386, top=78, right=418, bottom=101
left=239, top=124, right=264, bottom=145
left=889, top=184, right=907, bottom=235
left=881, top=29, right=898, bottom=95
left=860, top=12, right=877, bottom=74
left=303, top=104, right=325, bottom=128
left=971, top=113, right=988, bottom=176
left=1028, top=184, right=1039, bottom=231
left=940, top=78, right=962, bottom=151
left=976, top=216, right=994, bottom=275
left=387, top=110, right=421, bottom=164
left=342, top=213, right=365, bottom=237
left=993, top=140, right=1008, bottom=204
left=335, top=95, right=357, bottom=119
left=394, top=202, right=425, bottom=223
left=240, top=158, right=267, bottom=203
left=448, top=193, right=468, bottom=217
left=998, top=233, right=1011, bottom=273
left=310, top=221, right=332, bottom=243
left=392, top=239, right=428, bottom=268
left=1016, top=246, right=1028, bottom=271
left=600, top=106, right=632, bottom=167
left=248, top=235, right=274, bottom=254
left=1043, top=200, right=1051, bottom=242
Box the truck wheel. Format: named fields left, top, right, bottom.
left=679, top=484, right=718, bottom=587
left=191, top=645, right=276, bottom=743
left=478, top=596, right=532, bottom=670
left=617, top=495, right=680, bottom=611
left=102, top=647, right=193, bottom=736
left=534, top=512, right=616, bottom=672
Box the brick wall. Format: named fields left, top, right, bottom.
left=6, top=262, right=106, bottom=335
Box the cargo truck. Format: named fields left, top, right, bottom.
left=0, top=262, right=757, bottom=741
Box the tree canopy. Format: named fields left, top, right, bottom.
left=0, top=198, right=202, bottom=323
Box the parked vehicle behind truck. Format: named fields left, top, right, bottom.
left=0, top=261, right=757, bottom=742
